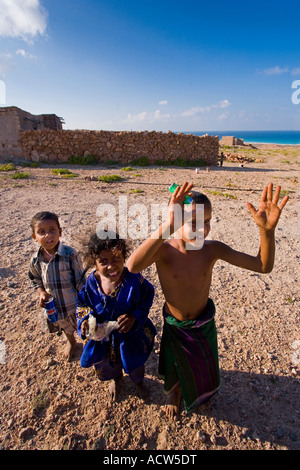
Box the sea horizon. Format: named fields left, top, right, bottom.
left=184, top=130, right=300, bottom=145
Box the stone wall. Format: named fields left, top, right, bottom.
left=18, top=129, right=219, bottom=165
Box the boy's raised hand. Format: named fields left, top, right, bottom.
left=246, top=183, right=289, bottom=231
left=167, top=182, right=194, bottom=230
left=169, top=181, right=194, bottom=205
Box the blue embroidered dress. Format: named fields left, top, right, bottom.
left=76, top=268, right=156, bottom=374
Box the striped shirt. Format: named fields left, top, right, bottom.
left=28, top=242, right=85, bottom=321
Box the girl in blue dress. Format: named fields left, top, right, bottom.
left=76, top=232, right=156, bottom=400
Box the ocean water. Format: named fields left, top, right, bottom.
left=186, top=130, right=300, bottom=145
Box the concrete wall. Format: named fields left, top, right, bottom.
left=18, top=129, right=219, bottom=165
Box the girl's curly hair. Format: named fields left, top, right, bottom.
left=86, top=232, right=128, bottom=261
left=80, top=231, right=129, bottom=279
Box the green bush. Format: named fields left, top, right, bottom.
left=129, top=156, right=150, bottom=166
left=130, top=189, right=143, bottom=193
left=154, top=158, right=206, bottom=167
left=155, top=159, right=169, bottom=166
left=0, top=163, right=16, bottom=171
left=171, top=157, right=187, bottom=167
left=60, top=173, right=78, bottom=178
left=22, top=162, right=39, bottom=168
left=51, top=168, right=73, bottom=175
left=186, top=158, right=206, bottom=167
left=8, top=171, right=30, bottom=179
left=67, top=154, right=98, bottom=165
left=98, top=174, right=123, bottom=182
left=103, top=160, right=120, bottom=166
left=171, top=158, right=206, bottom=167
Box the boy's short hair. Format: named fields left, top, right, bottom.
left=168, top=190, right=211, bottom=207
left=190, top=191, right=212, bottom=207
left=30, top=211, right=61, bottom=233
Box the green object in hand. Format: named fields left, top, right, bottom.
left=169, top=183, right=192, bottom=204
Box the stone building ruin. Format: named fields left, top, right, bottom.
left=0, top=106, right=63, bottom=160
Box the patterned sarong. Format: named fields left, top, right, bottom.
left=158, top=298, right=220, bottom=412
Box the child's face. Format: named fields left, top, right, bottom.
left=32, top=219, right=61, bottom=254
left=182, top=203, right=212, bottom=247
left=95, top=249, right=125, bottom=283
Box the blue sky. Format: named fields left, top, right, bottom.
left=0, top=0, right=299, bottom=131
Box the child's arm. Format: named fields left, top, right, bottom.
left=76, top=288, right=94, bottom=339
left=28, top=260, right=51, bottom=307
left=215, top=183, right=289, bottom=273
left=127, top=182, right=193, bottom=272
left=70, top=251, right=86, bottom=291
left=118, top=275, right=155, bottom=332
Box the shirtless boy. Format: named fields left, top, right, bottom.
left=127, top=182, right=289, bottom=419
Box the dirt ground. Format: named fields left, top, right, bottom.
left=0, top=144, right=299, bottom=451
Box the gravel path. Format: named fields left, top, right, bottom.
left=0, top=145, right=299, bottom=450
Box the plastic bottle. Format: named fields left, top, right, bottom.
left=169, top=183, right=193, bottom=204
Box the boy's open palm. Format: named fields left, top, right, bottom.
left=246, top=183, right=289, bottom=231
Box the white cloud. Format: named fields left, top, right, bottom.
left=181, top=105, right=205, bottom=117
left=16, top=48, right=26, bottom=57
left=0, top=0, right=48, bottom=42
left=158, top=100, right=168, bottom=105
left=126, top=111, right=148, bottom=123
left=291, top=67, right=300, bottom=76
left=181, top=99, right=231, bottom=117
left=219, top=99, right=230, bottom=108
left=0, top=47, right=36, bottom=76
left=263, top=65, right=289, bottom=75
left=16, top=48, right=37, bottom=59
left=0, top=52, right=13, bottom=59
left=217, top=112, right=229, bottom=121
left=123, top=99, right=231, bottom=127
left=125, top=109, right=171, bottom=124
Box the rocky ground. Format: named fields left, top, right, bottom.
left=0, top=144, right=299, bottom=451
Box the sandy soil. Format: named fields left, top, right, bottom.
left=0, top=144, right=299, bottom=451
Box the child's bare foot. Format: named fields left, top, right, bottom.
left=108, top=380, right=117, bottom=401
left=108, top=375, right=122, bottom=401
left=135, top=381, right=149, bottom=400
left=164, top=386, right=181, bottom=420
left=63, top=334, right=76, bottom=361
